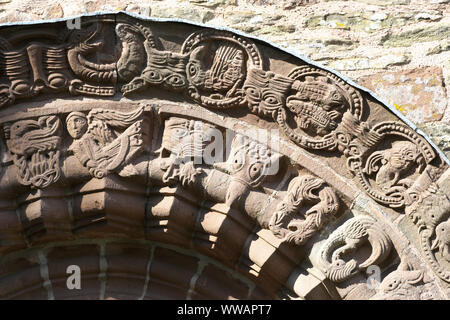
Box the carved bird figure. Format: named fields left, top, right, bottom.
left=6, top=118, right=59, bottom=156
left=320, top=215, right=392, bottom=282
left=4, top=116, right=61, bottom=188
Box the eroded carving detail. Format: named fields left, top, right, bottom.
left=364, top=141, right=425, bottom=193
left=0, top=21, right=118, bottom=109
left=0, top=15, right=447, bottom=301
left=66, top=23, right=117, bottom=85
left=214, top=133, right=281, bottom=208
left=371, top=259, right=438, bottom=300
left=158, top=117, right=217, bottom=188
left=66, top=106, right=146, bottom=179
left=182, top=31, right=263, bottom=109
left=406, top=181, right=450, bottom=283
left=342, top=121, right=436, bottom=208
left=0, top=20, right=440, bottom=211
left=3, top=116, right=62, bottom=188
left=319, top=215, right=392, bottom=282
left=269, top=175, right=339, bottom=246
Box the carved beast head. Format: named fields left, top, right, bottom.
left=214, top=134, right=281, bottom=207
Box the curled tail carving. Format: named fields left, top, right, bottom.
left=320, top=215, right=392, bottom=282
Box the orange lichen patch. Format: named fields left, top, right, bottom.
left=393, top=103, right=406, bottom=114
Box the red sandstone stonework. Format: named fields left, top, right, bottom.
left=0, top=12, right=447, bottom=300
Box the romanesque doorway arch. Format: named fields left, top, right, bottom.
left=0, top=12, right=448, bottom=300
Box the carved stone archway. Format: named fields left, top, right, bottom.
left=0, top=12, right=448, bottom=300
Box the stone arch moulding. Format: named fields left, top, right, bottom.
left=0, top=12, right=448, bottom=300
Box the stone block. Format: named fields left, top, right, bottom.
left=358, top=67, right=448, bottom=123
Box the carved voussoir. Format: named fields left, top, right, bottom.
left=371, top=255, right=443, bottom=300
left=319, top=215, right=393, bottom=283
left=406, top=169, right=450, bottom=284
left=66, top=106, right=148, bottom=179
left=0, top=20, right=119, bottom=108
left=3, top=115, right=62, bottom=188
left=269, top=175, right=340, bottom=246
left=347, top=121, right=437, bottom=209
left=0, top=13, right=447, bottom=300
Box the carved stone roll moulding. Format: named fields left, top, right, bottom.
left=0, top=13, right=448, bottom=300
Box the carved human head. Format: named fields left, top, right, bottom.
left=66, top=112, right=88, bottom=139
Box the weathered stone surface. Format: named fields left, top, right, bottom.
left=0, top=11, right=447, bottom=301
left=419, top=122, right=450, bottom=159
left=245, top=0, right=317, bottom=6
left=189, top=0, right=237, bottom=8
left=427, top=40, right=450, bottom=55
left=226, top=10, right=260, bottom=24
left=381, top=25, right=450, bottom=47
left=414, top=11, right=443, bottom=22
left=43, top=3, right=64, bottom=19
left=305, top=10, right=444, bottom=33
left=324, top=53, right=411, bottom=71
left=254, top=24, right=297, bottom=35
left=353, top=0, right=410, bottom=4
left=358, top=67, right=447, bottom=123
left=151, top=6, right=215, bottom=23
left=305, top=12, right=415, bottom=33
left=281, top=37, right=358, bottom=59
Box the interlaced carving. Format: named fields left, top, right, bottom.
left=406, top=181, right=450, bottom=283
left=3, top=116, right=62, bottom=188
left=269, top=175, right=339, bottom=246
